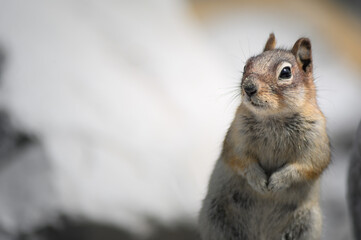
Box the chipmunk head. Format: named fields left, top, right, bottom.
left=240, top=33, right=316, bottom=115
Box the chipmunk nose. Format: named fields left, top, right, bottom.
left=244, top=83, right=258, bottom=97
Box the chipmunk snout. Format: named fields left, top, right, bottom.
left=243, top=82, right=258, bottom=97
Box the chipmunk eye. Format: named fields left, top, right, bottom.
left=279, top=66, right=292, bottom=79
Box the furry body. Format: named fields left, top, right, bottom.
left=199, top=34, right=330, bottom=240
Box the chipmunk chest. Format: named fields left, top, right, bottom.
left=241, top=114, right=312, bottom=162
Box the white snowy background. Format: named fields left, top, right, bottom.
left=0, top=0, right=360, bottom=239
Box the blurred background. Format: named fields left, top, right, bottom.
left=0, top=0, right=360, bottom=239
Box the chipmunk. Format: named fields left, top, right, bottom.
left=199, top=34, right=331, bottom=240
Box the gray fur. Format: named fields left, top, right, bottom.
left=198, top=112, right=327, bottom=240
left=199, top=158, right=321, bottom=240
left=199, top=37, right=329, bottom=240
left=238, top=112, right=317, bottom=173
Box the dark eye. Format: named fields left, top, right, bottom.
left=279, top=66, right=292, bottom=79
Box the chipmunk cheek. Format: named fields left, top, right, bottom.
left=268, top=98, right=280, bottom=110
left=259, top=93, right=277, bottom=108
left=263, top=91, right=282, bottom=110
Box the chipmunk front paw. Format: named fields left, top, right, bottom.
left=268, top=170, right=292, bottom=192
left=243, top=164, right=268, bottom=194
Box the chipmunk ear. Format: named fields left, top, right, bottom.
left=292, top=38, right=312, bottom=73
left=263, top=33, right=276, bottom=52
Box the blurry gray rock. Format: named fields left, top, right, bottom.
left=0, top=110, right=58, bottom=237
left=14, top=218, right=199, bottom=240
left=0, top=111, right=34, bottom=170
left=348, top=120, right=361, bottom=239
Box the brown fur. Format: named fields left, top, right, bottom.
left=199, top=34, right=330, bottom=240
left=264, top=33, right=276, bottom=52
left=225, top=35, right=330, bottom=181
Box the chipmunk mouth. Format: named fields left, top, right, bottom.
left=247, top=97, right=266, bottom=108
left=250, top=101, right=263, bottom=108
